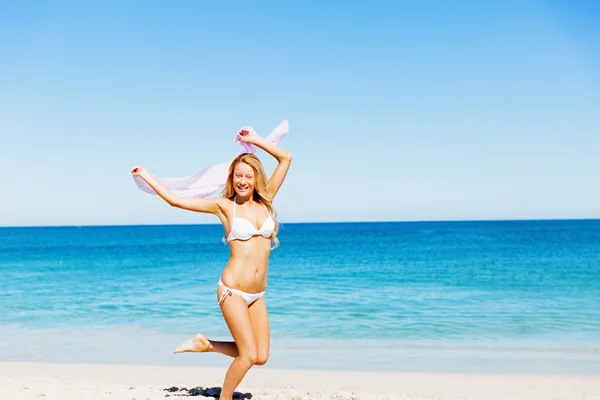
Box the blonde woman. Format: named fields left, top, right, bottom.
left=131, top=129, right=292, bottom=399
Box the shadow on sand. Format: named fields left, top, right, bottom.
left=164, top=386, right=252, bottom=399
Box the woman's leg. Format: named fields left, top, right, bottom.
left=202, top=295, right=269, bottom=360
left=207, top=339, right=239, bottom=358
left=174, top=286, right=241, bottom=357
left=173, top=333, right=239, bottom=358
left=219, top=289, right=258, bottom=400
left=248, top=297, right=270, bottom=365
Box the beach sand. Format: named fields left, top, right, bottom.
left=1, top=361, right=599, bottom=400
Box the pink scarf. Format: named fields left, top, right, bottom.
left=132, top=118, right=289, bottom=198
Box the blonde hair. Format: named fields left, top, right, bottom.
left=221, top=153, right=280, bottom=249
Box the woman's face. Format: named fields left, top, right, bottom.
left=233, top=162, right=255, bottom=197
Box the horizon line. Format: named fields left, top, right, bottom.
left=1, top=217, right=599, bottom=229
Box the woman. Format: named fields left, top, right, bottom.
left=130, top=129, right=292, bottom=400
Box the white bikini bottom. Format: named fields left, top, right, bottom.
left=218, top=279, right=265, bottom=306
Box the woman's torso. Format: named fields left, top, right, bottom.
left=218, top=198, right=274, bottom=293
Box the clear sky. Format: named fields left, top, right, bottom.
left=1, top=1, right=599, bottom=227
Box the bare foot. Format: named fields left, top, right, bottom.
left=173, top=333, right=212, bottom=354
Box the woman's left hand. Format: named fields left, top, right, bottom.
left=238, top=129, right=259, bottom=144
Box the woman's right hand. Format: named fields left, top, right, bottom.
left=131, top=166, right=146, bottom=177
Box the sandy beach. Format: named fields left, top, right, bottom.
left=1, top=361, right=599, bottom=400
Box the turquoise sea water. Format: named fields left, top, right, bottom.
left=1, top=220, right=599, bottom=373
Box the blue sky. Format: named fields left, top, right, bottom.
left=1, top=1, right=599, bottom=226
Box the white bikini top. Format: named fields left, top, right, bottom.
left=225, top=198, right=275, bottom=243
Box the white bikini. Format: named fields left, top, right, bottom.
left=218, top=198, right=275, bottom=306
left=225, top=198, right=275, bottom=243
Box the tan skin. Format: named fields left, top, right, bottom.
left=131, top=130, right=292, bottom=400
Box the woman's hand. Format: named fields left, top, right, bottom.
left=237, top=129, right=260, bottom=145
left=131, top=166, right=147, bottom=177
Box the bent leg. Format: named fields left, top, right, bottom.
left=174, top=334, right=239, bottom=358
left=219, top=287, right=258, bottom=400
left=208, top=340, right=238, bottom=358
left=248, top=297, right=270, bottom=366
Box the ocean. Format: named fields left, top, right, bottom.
left=1, top=220, right=599, bottom=373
